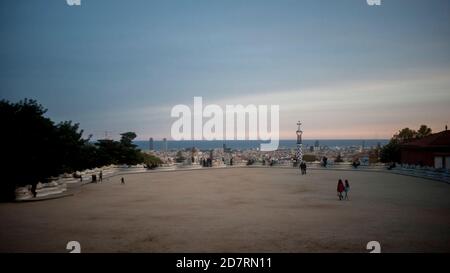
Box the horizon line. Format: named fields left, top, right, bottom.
left=129, top=138, right=390, bottom=141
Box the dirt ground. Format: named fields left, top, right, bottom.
left=1, top=168, right=449, bottom=253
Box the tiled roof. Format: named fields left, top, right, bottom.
left=402, top=130, right=450, bottom=148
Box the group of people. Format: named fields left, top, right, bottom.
left=84, top=170, right=125, bottom=185
left=84, top=171, right=104, bottom=183
left=298, top=162, right=351, bottom=201
left=201, top=158, right=213, bottom=167
left=337, top=179, right=350, bottom=200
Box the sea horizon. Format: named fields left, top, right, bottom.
left=133, top=139, right=389, bottom=151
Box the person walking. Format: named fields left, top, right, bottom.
left=344, top=179, right=350, bottom=200
left=99, top=171, right=103, bottom=182
left=31, top=183, right=37, bottom=198
left=121, top=177, right=125, bottom=185
left=322, top=156, right=328, bottom=168
left=302, top=162, right=307, bottom=175
left=337, top=179, right=345, bottom=200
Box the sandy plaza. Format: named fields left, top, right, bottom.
left=1, top=167, right=449, bottom=253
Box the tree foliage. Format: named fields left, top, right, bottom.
left=142, top=153, right=163, bottom=169
left=380, top=125, right=433, bottom=163
left=0, top=99, right=161, bottom=201
left=302, top=154, right=317, bottom=162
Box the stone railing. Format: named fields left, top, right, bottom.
left=15, top=161, right=449, bottom=201
left=15, top=180, right=67, bottom=201
left=388, top=164, right=450, bottom=183
left=247, top=161, right=449, bottom=183
left=14, top=164, right=145, bottom=201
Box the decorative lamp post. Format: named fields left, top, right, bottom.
left=296, top=121, right=303, bottom=166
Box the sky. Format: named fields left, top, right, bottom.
left=1, top=0, right=449, bottom=140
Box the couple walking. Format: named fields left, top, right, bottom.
left=337, top=179, right=350, bottom=200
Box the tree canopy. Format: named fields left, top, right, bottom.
left=380, top=125, right=433, bottom=163
left=0, top=99, right=161, bottom=201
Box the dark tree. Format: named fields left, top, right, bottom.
left=416, top=125, right=432, bottom=139
left=380, top=125, right=433, bottom=163
left=142, top=153, right=163, bottom=169
left=0, top=99, right=161, bottom=201
left=95, top=139, right=123, bottom=166
left=120, top=132, right=137, bottom=147
left=0, top=99, right=88, bottom=200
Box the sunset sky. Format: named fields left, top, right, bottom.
left=1, top=0, right=449, bottom=140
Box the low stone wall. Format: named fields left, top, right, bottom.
left=15, top=181, right=67, bottom=201
left=14, top=162, right=449, bottom=201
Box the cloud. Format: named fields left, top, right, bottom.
left=83, top=68, right=450, bottom=140
left=181, top=69, right=450, bottom=139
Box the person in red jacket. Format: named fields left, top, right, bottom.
left=337, top=179, right=345, bottom=200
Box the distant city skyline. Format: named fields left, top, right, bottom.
left=1, top=0, right=449, bottom=140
